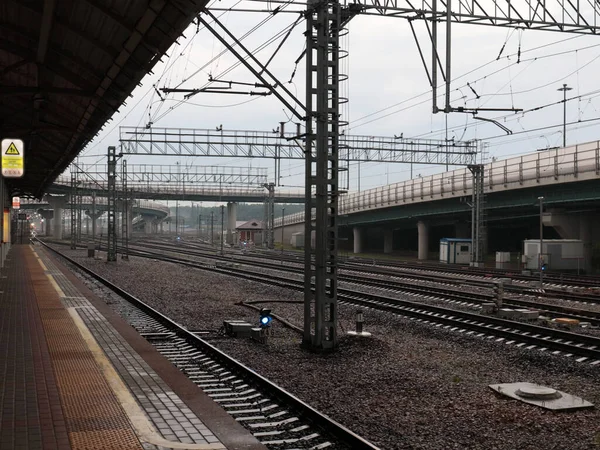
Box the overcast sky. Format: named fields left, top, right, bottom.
left=76, top=2, right=600, bottom=197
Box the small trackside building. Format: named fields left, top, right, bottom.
left=439, top=238, right=472, bottom=264
left=236, top=220, right=263, bottom=242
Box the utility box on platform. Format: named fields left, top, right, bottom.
left=439, top=238, right=471, bottom=264
left=523, top=239, right=584, bottom=271
left=291, top=232, right=304, bottom=248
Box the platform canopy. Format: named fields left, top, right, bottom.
left=0, top=0, right=206, bottom=198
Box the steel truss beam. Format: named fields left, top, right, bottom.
left=249, top=0, right=600, bottom=34
left=119, top=127, right=477, bottom=165
left=62, top=164, right=269, bottom=186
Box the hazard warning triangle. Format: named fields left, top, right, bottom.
left=5, top=142, right=20, bottom=155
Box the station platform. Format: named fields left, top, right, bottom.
left=0, top=244, right=265, bottom=450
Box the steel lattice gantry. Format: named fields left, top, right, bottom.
left=131, top=0, right=598, bottom=351
left=348, top=0, right=600, bottom=34
left=62, top=164, right=270, bottom=187
left=303, top=0, right=344, bottom=350
left=119, top=127, right=478, bottom=165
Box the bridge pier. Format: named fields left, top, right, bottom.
left=580, top=215, right=594, bottom=272
left=227, top=202, right=237, bottom=245
left=39, top=209, right=53, bottom=237
left=45, top=195, right=68, bottom=240
left=417, top=220, right=429, bottom=260
left=544, top=210, right=597, bottom=272
left=383, top=228, right=393, bottom=254
left=85, top=210, right=104, bottom=240
left=353, top=227, right=363, bottom=254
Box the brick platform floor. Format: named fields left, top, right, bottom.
left=1, top=245, right=144, bottom=450
left=0, top=244, right=262, bottom=450
left=0, top=245, right=71, bottom=450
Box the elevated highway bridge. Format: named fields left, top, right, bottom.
left=274, top=143, right=600, bottom=271
left=21, top=197, right=169, bottom=238
left=46, top=178, right=306, bottom=203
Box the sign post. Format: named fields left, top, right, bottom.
left=1, top=139, right=24, bottom=178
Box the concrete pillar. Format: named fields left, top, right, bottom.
left=85, top=211, right=104, bottom=240
left=580, top=215, right=593, bottom=273
left=46, top=195, right=67, bottom=239
left=227, top=202, right=237, bottom=244
left=417, top=220, right=429, bottom=260
left=383, top=228, right=393, bottom=254
left=353, top=227, right=363, bottom=254
left=141, top=215, right=155, bottom=234
left=39, top=209, right=53, bottom=236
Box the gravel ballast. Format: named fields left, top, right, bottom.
left=51, top=246, right=600, bottom=450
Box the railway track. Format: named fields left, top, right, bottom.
left=117, top=240, right=600, bottom=327
left=48, top=238, right=600, bottom=327
left=131, top=239, right=600, bottom=305
left=40, top=239, right=600, bottom=365
left=39, top=240, right=380, bottom=450
left=344, top=254, right=600, bottom=288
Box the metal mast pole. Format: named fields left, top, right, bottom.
left=70, top=170, right=77, bottom=249
left=211, top=211, right=214, bottom=246
left=557, top=84, right=572, bottom=148
left=281, top=207, right=285, bottom=255
left=539, top=196, right=544, bottom=285
left=91, top=191, right=97, bottom=240
left=176, top=161, right=180, bottom=236
left=469, top=163, right=484, bottom=267
left=220, top=205, right=224, bottom=255
left=76, top=166, right=82, bottom=243
left=264, top=183, right=275, bottom=249
left=304, top=0, right=342, bottom=350
left=121, top=159, right=129, bottom=260
left=107, top=146, right=117, bottom=262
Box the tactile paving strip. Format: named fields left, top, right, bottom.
left=26, top=248, right=144, bottom=450
left=37, top=247, right=223, bottom=447
left=0, top=247, right=70, bottom=450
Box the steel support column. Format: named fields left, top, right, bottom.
left=303, top=0, right=341, bottom=350
left=107, top=146, right=117, bottom=262
left=263, top=183, right=275, bottom=249
left=121, top=159, right=129, bottom=260
left=70, top=171, right=77, bottom=249
left=469, top=164, right=485, bottom=267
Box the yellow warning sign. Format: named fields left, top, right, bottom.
left=1, top=139, right=24, bottom=178
left=5, top=142, right=20, bottom=155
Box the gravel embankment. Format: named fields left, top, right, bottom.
left=50, top=246, right=600, bottom=450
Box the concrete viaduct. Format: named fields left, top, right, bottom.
left=274, top=143, right=600, bottom=271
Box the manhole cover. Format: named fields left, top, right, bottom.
left=516, top=385, right=561, bottom=400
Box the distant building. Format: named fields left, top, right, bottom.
left=236, top=220, right=263, bottom=242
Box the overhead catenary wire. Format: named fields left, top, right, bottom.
left=350, top=34, right=586, bottom=129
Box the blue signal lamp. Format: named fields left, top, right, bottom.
left=259, top=308, right=272, bottom=328
left=541, top=263, right=547, bottom=271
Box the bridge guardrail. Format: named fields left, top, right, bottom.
left=275, top=142, right=600, bottom=227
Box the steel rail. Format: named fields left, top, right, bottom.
left=37, top=240, right=380, bottom=450
left=49, top=238, right=600, bottom=326
left=41, top=239, right=600, bottom=362
left=123, top=240, right=600, bottom=326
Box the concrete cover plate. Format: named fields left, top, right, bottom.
left=489, top=382, right=594, bottom=411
